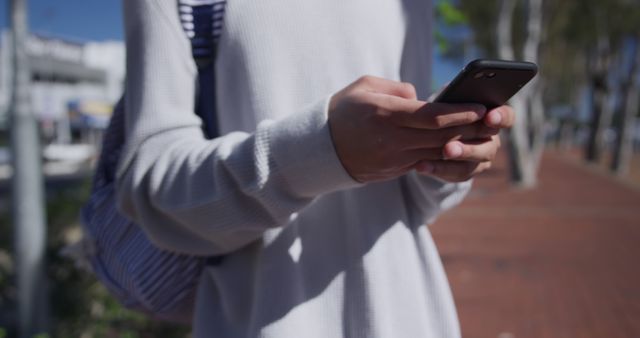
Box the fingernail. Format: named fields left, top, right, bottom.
left=417, top=162, right=434, bottom=173
left=446, top=143, right=463, bottom=159
left=489, top=111, right=502, bottom=126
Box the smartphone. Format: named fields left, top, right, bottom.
left=433, top=59, right=538, bottom=109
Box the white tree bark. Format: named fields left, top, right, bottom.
left=498, top=0, right=545, bottom=188
left=524, top=0, right=545, bottom=173
left=497, top=0, right=516, bottom=60
left=498, top=0, right=528, bottom=185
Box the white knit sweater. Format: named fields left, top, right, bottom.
left=118, top=0, right=471, bottom=337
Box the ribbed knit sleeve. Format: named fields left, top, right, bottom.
left=115, top=0, right=359, bottom=256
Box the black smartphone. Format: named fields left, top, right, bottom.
left=433, top=59, right=538, bottom=109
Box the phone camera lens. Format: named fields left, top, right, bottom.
left=486, top=72, right=496, bottom=78
left=474, top=72, right=484, bottom=79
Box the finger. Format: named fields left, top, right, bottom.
left=355, top=75, right=417, bottom=100
left=438, top=123, right=499, bottom=143
left=403, top=147, right=448, bottom=162
left=449, top=123, right=499, bottom=141
left=369, top=93, right=426, bottom=116
left=415, top=160, right=492, bottom=182
left=399, top=122, right=498, bottom=150
left=392, top=102, right=486, bottom=130
left=442, top=138, right=499, bottom=162
left=484, top=105, right=515, bottom=129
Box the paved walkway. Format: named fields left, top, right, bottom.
left=431, top=150, right=640, bottom=338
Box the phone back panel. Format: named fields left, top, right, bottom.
left=435, top=60, right=538, bottom=109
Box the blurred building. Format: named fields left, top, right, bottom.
left=0, top=30, right=124, bottom=145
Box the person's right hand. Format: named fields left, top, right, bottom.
left=328, top=76, right=500, bottom=183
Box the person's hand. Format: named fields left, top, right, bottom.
left=412, top=106, right=514, bottom=182
left=328, top=75, right=502, bottom=183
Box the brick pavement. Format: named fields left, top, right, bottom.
left=431, top=151, right=640, bottom=338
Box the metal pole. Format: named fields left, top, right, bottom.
left=9, top=0, right=49, bottom=336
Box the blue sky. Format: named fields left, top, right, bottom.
left=0, top=0, right=123, bottom=41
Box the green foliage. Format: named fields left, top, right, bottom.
left=435, top=0, right=470, bottom=57
left=0, top=180, right=190, bottom=337
left=455, top=0, right=640, bottom=108
left=0, top=191, right=15, bottom=332
left=31, top=333, right=50, bottom=338
left=458, top=0, right=500, bottom=58
left=546, top=0, right=640, bottom=105
left=435, top=31, right=448, bottom=55
left=561, top=0, right=639, bottom=50
left=436, top=2, right=468, bottom=25
left=458, top=0, right=530, bottom=59
left=540, top=1, right=590, bottom=105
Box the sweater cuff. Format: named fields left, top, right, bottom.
left=265, top=96, right=363, bottom=198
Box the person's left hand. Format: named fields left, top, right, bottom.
left=413, top=105, right=515, bottom=182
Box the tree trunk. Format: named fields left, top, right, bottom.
left=530, top=79, right=546, bottom=172
left=611, top=37, right=640, bottom=176
left=497, top=0, right=528, bottom=185
left=507, top=97, right=537, bottom=186
left=498, top=0, right=545, bottom=188
left=558, top=119, right=576, bottom=151
left=497, top=0, right=516, bottom=60
left=524, top=0, right=545, bottom=173
left=586, top=36, right=614, bottom=163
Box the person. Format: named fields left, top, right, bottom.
left=117, top=0, right=514, bottom=337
